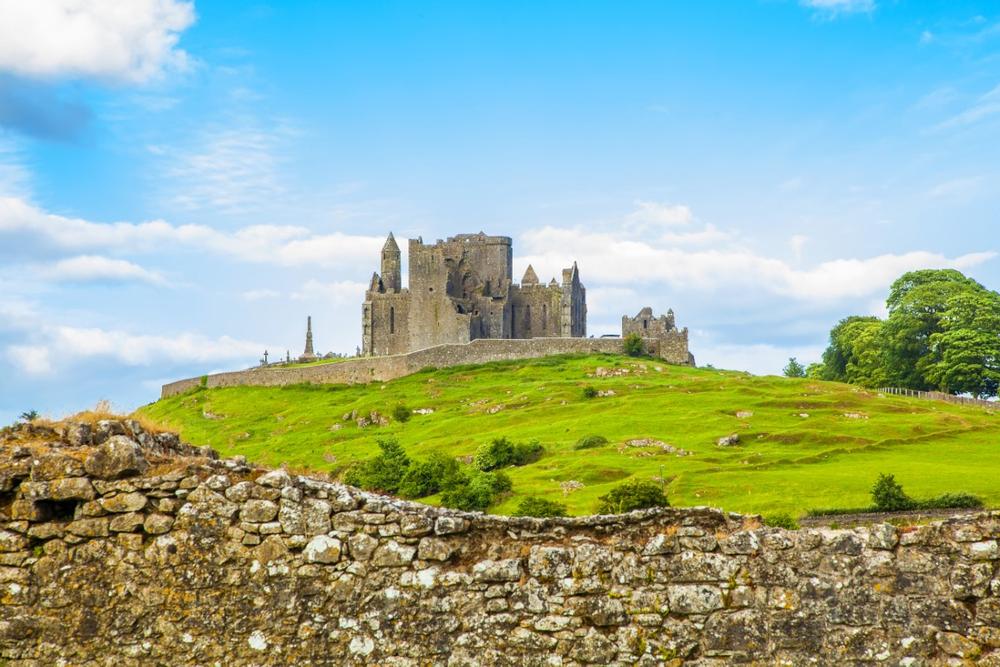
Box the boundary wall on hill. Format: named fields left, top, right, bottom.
left=1, top=419, right=999, bottom=665
left=161, top=334, right=694, bottom=399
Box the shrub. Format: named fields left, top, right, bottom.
left=440, top=469, right=512, bottom=512
left=474, top=437, right=543, bottom=471
left=763, top=512, right=799, bottom=529
left=515, top=496, right=568, bottom=518
left=574, top=434, right=608, bottom=450
left=870, top=473, right=916, bottom=512
left=18, top=410, right=39, bottom=423
left=581, top=385, right=598, bottom=399
left=919, top=492, right=983, bottom=510
left=623, top=332, right=644, bottom=357
left=341, top=437, right=410, bottom=493
left=397, top=452, right=460, bottom=498
left=597, top=480, right=669, bottom=514
left=392, top=404, right=412, bottom=423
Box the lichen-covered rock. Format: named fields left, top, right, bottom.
left=143, top=513, right=173, bottom=534
left=472, top=558, right=522, bottom=582
left=84, top=435, right=148, bottom=479
left=99, top=491, right=147, bottom=513
left=239, top=499, right=278, bottom=523
left=303, top=535, right=342, bottom=563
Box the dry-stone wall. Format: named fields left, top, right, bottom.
left=1, top=420, right=999, bottom=666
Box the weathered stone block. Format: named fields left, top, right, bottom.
left=67, top=518, right=109, bottom=538
left=240, top=499, right=278, bottom=523
left=84, top=436, right=148, bottom=480
left=99, top=492, right=147, bottom=513
left=417, top=537, right=454, bottom=562
left=371, top=540, right=416, bottom=567
left=49, top=478, right=96, bottom=501
left=472, top=558, right=522, bottom=582
left=303, top=535, right=342, bottom=564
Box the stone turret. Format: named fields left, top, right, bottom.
left=381, top=232, right=402, bottom=293
left=299, top=316, right=317, bottom=362
left=521, top=265, right=539, bottom=286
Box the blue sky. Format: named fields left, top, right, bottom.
left=2, top=0, right=999, bottom=424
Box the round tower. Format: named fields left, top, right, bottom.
left=381, top=232, right=401, bottom=293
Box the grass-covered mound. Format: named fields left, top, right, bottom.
left=136, top=353, right=1000, bottom=517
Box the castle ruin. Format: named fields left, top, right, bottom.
left=362, top=232, right=586, bottom=356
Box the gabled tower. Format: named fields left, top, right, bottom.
left=381, top=232, right=401, bottom=293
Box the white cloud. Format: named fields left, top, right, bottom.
left=0, top=195, right=385, bottom=268
left=800, top=0, right=875, bottom=16
left=6, top=344, right=52, bottom=375
left=0, top=0, right=196, bottom=83
left=920, top=30, right=934, bottom=45
left=518, top=226, right=995, bottom=302
left=625, top=200, right=693, bottom=232
left=7, top=326, right=264, bottom=376
left=43, top=255, right=165, bottom=284
left=290, top=280, right=368, bottom=304
left=0, top=137, right=31, bottom=198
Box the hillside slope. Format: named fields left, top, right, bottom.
left=137, top=354, right=1000, bottom=517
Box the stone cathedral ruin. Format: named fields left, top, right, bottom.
left=162, top=230, right=693, bottom=398
left=362, top=232, right=587, bottom=356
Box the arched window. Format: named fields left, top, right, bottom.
left=390, top=307, right=395, bottom=334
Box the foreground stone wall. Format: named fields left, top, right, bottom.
left=2, top=420, right=999, bottom=665
left=161, top=335, right=693, bottom=399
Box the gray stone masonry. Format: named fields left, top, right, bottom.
left=362, top=232, right=586, bottom=356
left=161, top=335, right=693, bottom=398
left=1, top=419, right=999, bottom=665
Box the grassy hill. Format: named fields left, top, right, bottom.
left=136, top=353, right=1000, bottom=518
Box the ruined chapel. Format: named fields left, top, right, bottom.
left=362, top=232, right=586, bottom=356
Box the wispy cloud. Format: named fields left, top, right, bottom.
left=0, top=195, right=384, bottom=269
left=800, top=0, right=876, bottom=18
left=41, top=255, right=166, bottom=285
left=519, top=225, right=995, bottom=302
left=936, top=83, right=1000, bottom=130
left=156, top=119, right=298, bottom=215
left=0, top=0, right=196, bottom=83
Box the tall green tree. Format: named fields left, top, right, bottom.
left=924, top=289, right=1000, bottom=397
left=881, top=269, right=983, bottom=389
left=783, top=357, right=806, bottom=378
left=820, top=316, right=884, bottom=384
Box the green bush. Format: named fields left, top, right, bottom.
left=392, top=404, right=412, bottom=423
left=397, top=452, right=461, bottom=498
left=763, top=512, right=799, bottom=529
left=870, top=473, right=916, bottom=511
left=574, top=434, right=609, bottom=450
left=597, top=480, right=669, bottom=514
left=474, top=437, right=543, bottom=471
left=918, top=492, right=983, bottom=510
left=515, top=496, right=568, bottom=518
left=581, top=385, right=598, bottom=399
left=440, top=469, right=512, bottom=512
left=623, top=332, right=644, bottom=357
left=340, top=437, right=410, bottom=493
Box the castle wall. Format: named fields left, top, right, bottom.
left=3, top=420, right=999, bottom=665
left=365, top=292, right=411, bottom=357
left=161, top=336, right=694, bottom=398
left=509, top=285, right=563, bottom=338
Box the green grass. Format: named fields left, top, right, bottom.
left=136, top=353, right=1000, bottom=518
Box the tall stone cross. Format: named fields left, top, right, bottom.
left=304, top=315, right=315, bottom=357
left=262, top=350, right=269, bottom=366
